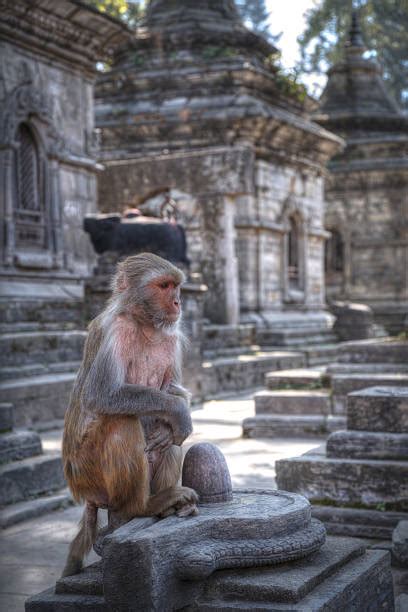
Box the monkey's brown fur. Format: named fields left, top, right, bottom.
left=61, top=253, right=197, bottom=577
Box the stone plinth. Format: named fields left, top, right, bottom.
left=276, top=386, right=408, bottom=536
left=26, top=490, right=395, bottom=611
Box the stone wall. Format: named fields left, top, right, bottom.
left=0, top=0, right=130, bottom=299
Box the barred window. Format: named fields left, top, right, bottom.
left=288, top=215, right=299, bottom=286
left=13, top=123, right=46, bottom=249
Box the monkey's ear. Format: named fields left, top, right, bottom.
left=114, top=269, right=128, bottom=292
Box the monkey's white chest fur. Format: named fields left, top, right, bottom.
left=115, top=316, right=176, bottom=389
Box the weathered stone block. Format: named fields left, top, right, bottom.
left=254, top=389, right=331, bottom=415
left=276, top=451, right=408, bottom=511
left=347, top=386, right=408, bottom=433
left=327, top=430, right=408, bottom=460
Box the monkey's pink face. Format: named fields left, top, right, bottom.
left=147, top=276, right=181, bottom=324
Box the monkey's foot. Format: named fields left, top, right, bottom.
left=156, top=485, right=199, bottom=518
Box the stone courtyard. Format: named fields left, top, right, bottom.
left=0, top=0, right=407, bottom=610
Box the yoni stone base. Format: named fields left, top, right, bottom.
left=25, top=491, right=394, bottom=612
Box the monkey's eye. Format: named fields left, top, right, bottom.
left=160, top=281, right=170, bottom=289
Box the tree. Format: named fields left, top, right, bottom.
left=235, top=0, right=281, bottom=43
left=297, top=0, right=408, bottom=109
left=85, top=0, right=144, bottom=28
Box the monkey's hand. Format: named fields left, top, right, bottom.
left=145, top=422, right=173, bottom=453
left=166, top=382, right=192, bottom=406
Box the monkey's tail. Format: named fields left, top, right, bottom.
left=61, top=502, right=99, bottom=578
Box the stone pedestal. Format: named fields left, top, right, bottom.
left=25, top=489, right=394, bottom=611
left=276, top=386, right=408, bottom=537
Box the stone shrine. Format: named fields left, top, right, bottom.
left=95, top=0, right=342, bottom=333
left=315, top=13, right=408, bottom=334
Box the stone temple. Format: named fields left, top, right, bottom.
left=316, top=13, right=408, bottom=334
left=95, top=0, right=342, bottom=333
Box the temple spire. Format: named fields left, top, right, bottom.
left=347, top=10, right=365, bottom=48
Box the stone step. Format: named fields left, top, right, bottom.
left=242, top=414, right=345, bottom=438
left=202, top=351, right=305, bottom=398
left=0, top=372, right=76, bottom=426
left=0, top=402, right=13, bottom=432
left=0, top=330, right=86, bottom=368
left=195, top=549, right=392, bottom=611
left=327, top=362, right=408, bottom=375
left=265, top=367, right=328, bottom=391
left=347, top=386, right=408, bottom=433
left=302, top=343, right=340, bottom=366
left=56, top=562, right=104, bottom=596
left=201, top=536, right=364, bottom=604
left=327, top=430, right=408, bottom=460
left=332, top=375, right=408, bottom=414
left=338, top=339, right=408, bottom=364
left=25, top=587, right=107, bottom=611
left=203, top=324, right=255, bottom=351
left=276, top=451, right=408, bottom=511
left=0, top=429, right=42, bottom=463
left=0, top=360, right=81, bottom=382
left=254, top=389, right=331, bottom=416
left=0, top=321, right=79, bottom=333
left=311, top=506, right=408, bottom=540
left=0, top=452, right=65, bottom=505
left=0, top=297, right=84, bottom=327
left=258, top=328, right=337, bottom=347
left=0, top=489, right=73, bottom=529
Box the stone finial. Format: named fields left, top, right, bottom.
left=182, top=442, right=233, bottom=503
left=346, top=10, right=365, bottom=50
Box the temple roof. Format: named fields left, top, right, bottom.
left=145, top=0, right=241, bottom=28
left=315, top=12, right=403, bottom=129
left=0, top=0, right=132, bottom=75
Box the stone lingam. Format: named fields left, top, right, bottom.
left=26, top=442, right=394, bottom=611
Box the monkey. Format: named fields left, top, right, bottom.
left=61, top=253, right=198, bottom=577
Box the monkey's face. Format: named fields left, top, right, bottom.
left=144, top=275, right=181, bottom=327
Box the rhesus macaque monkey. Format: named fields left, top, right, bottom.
left=61, top=253, right=198, bottom=577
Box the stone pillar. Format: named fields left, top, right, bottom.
left=200, top=193, right=239, bottom=325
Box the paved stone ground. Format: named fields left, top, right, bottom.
left=0, top=389, right=332, bottom=612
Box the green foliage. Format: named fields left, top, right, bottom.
left=235, top=0, right=281, bottom=44
left=85, top=0, right=144, bottom=28
left=297, top=0, right=408, bottom=109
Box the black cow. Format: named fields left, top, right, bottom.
left=83, top=215, right=190, bottom=265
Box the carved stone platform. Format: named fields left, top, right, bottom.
left=25, top=490, right=394, bottom=611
